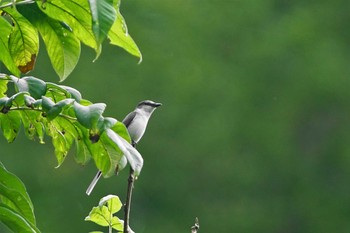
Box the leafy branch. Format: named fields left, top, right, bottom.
left=0, top=0, right=141, bottom=81
left=85, top=195, right=129, bottom=233
left=0, top=72, right=145, bottom=231
left=0, top=0, right=146, bottom=232
left=0, top=73, right=143, bottom=177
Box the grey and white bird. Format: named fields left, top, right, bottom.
left=86, top=100, right=162, bottom=195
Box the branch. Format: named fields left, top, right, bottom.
left=124, top=167, right=135, bottom=233
left=9, top=107, right=77, bottom=121
left=0, top=0, right=35, bottom=10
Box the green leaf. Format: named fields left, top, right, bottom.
left=98, top=195, right=122, bottom=215
left=0, top=96, right=11, bottom=113
left=18, top=4, right=81, bottom=81
left=42, top=96, right=74, bottom=121
left=23, top=95, right=36, bottom=107
left=59, top=85, right=82, bottom=102
left=105, top=128, right=143, bottom=176
left=20, top=110, right=45, bottom=143
left=0, top=17, right=20, bottom=75
left=41, top=96, right=55, bottom=114
left=38, top=0, right=99, bottom=54
left=110, top=121, right=131, bottom=143
left=9, top=91, right=30, bottom=107
left=88, top=0, right=116, bottom=44
left=74, top=133, right=91, bottom=165
left=0, top=163, right=40, bottom=232
left=0, top=204, right=40, bottom=233
left=96, top=116, right=117, bottom=134
left=0, top=16, right=13, bottom=46
left=85, top=128, right=124, bottom=177
left=0, top=110, right=21, bottom=142
left=0, top=184, right=35, bottom=225
left=11, top=76, right=47, bottom=99
left=45, top=82, right=71, bottom=102
left=85, top=195, right=123, bottom=231
left=73, top=102, right=106, bottom=130
left=45, top=117, right=77, bottom=167
left=0, top=163, right=34, bottom=211
left=4, top=8, right=39, bottom=73
left=108, top=7, right=142, bottom=61
left=85, top=206, right=110, bottom=227
left=0, top=77, right=8, bottom=98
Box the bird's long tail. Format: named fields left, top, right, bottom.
left=86, top=171, right=102, bottom=195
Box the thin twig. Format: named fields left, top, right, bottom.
left=123, top=142, right=137, bottom=233
left=0, top=0, right=35, bottom=10
left=124, top=167, right=135, bottom=233
left=191, top=217, right=200, bottom=233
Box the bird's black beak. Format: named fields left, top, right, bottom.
left=154, top=102, right=162, bottom=107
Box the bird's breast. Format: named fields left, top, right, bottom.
left=127, top=115, right=148, bottom=143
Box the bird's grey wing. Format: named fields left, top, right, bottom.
left=122, top=111, right=136, bottom=128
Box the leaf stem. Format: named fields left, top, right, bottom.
left=0, top=0, right=35, bottom=9
left=8, top=107, right=77, bottom=121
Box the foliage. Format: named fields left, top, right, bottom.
left=0, top=73, right=144, bottom=231
left=85, top=195, right=127, bottom=233
left=0, top=0, right=141, bottom=81
left=0, top=73, right=144, bottom=177
left=0, top=162, right=40, bottom=232
left=0, top=0, right=144, bottom=231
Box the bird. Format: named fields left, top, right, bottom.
left=86, top=100, right=162, bottom=195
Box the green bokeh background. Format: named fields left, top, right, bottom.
left=2, top=0, right=350, bottom=232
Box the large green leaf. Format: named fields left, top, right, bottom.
left=108, top=6, right=142, bottom=61
left=0, top=163, right=40, bottom=232
left=0, top=205, right=40, bottom=233
left=0, top=17, right=20, bottom=75
left=88, top=0, right=116, bottom=45
left=11, top=76, right=47, bottom=99
left=73, top=102, right=106, bottom=130
left=0, top=184, right=35, bottom=225
left=18, top=4, right=81, bottom=81
left=4, top=7, right=39, bottom=73
left=38, top=0, right=99, bottom=54
left=0, top=163, right=34, bottom=211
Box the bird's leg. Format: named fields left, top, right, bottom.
left=131, top=140, right=137, bottom=147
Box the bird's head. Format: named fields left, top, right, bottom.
left=136, top=100, right=162, bottom=113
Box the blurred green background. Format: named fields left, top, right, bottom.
left=2, top=0, right=350, bottom=232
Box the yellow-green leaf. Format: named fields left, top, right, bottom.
left=0, top=16, right=20, bottom=75
left=4, top=8, right=39, bottom=73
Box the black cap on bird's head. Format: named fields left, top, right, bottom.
left=137, top=100, right=162, bottom=108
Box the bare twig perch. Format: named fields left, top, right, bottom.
left=191, top=217, right=200, bottom=233
left=124, top=167, right=135, bottom=233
